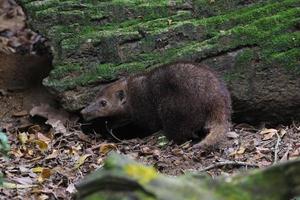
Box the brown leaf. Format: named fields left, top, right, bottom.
left=76, top=131, right=92, bottom=143
left=36, top=132, right=51, bottom=144
left=99, top=143, right=117, bottom=155
left=10, top=149, right=24, bottom=158
left=12, top=110, right=28, bottom=117
left=236, top=146, right=246, bottom=155
left=28, top=125, right=42, bottom=135
left=172, top=148, right=183, bottom=156
left=229, top=146, right=246, bottom=156
left=260, top=128, right=278, bottom=135
left=46, top=119, right=67, bottom=135
left=37, top=168, right=52, bottom=183
left=141, top=146, right=152, bottom=155
left=41, top=168, right=51, bottom=179
left=30, top=104, right=79, bottom=134
left=34, top=140, right=48, bottom=152
left=290, top=148, right=300, bottom=160
left=260, top=128, right=278, bottom=140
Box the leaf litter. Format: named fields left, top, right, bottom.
left=1, top=0, right=300, bottom=199
left=1, top=101, right=300, bottom=199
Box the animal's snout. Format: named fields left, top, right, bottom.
left=80, top=107, right=94, bottom=121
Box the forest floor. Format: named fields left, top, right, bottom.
left=1, top=0, right=300, bottom=199
left=0, top=86, right=300, bottom=199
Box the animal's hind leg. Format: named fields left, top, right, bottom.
left=197, top=122, right=229, bottom=149
left=161, top=116, right=194, bottom=144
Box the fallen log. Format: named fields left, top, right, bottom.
left=76, top=153, right=300, bottom=200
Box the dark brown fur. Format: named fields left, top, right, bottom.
left=81, top=62, right=231, bottom=148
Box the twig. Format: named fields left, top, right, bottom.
left=105, top=121, right=123, bottom=142
left=273, top=132, right=281, bottom=164
left=279, top=144, right=292, bottom=162
left=199, top=160, right=259, bottom=172
left=292, top=121, right=300, bottom=131
left=179, top=140, right=192, bottom=148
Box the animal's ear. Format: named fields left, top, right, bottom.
left=116, top=90, right=126, bottom=103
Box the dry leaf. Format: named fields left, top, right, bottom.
left=229, top=146, right=246, bottom=156
left=172, top=148, right=183, bottom=156
left=3, top=182, right=37, bottom=189
left=18, top=132, right=28, bottom=145
left=41, top=168, right=51, bottom=179
left=10, top=149, right=24, bottom=157
left=279, top=129, right=287, bottom=138
left=37, top=194, right=49, bottom=200
left=260, top=128, right=278, bottom=140
left=290, top=148, right=300, bottom=160
left=35, top=140, right=48, bottom=151
left=96, top=157, right=103, bottom=165
left=153, top=149, right=161, bottom=157
left=32, top=167, right=44, bottom=173
left=46, top=119, right=67, bottom=135
left=236, top=146, right=246, bottom=155
left=280, top=147, right=291, bottom=162
left=260, top=128, right=278, bottom=135
left=262, top=132, right=276, bottom=140
left=28, top=125, right=42, bottom=135
left=37, top=168, right=52, bottom=183
left=14, top=177, right=33, bottom=185
left=66, top=183, right=77, bottom=194
left=12, top=110, right=28, bottom=117
left=45, top=150, right=59, bottom=160
left=74, top=154, right=91, bottom=169
left=30, top=104, right=78, bottom=134
left=36, top=132, right=51, bottom=144
left=76, top=132, right=92, bottom=143
left=226, top=131, right=239, bottom=139
left=99, top=143, right=117, bottom=155
left=141, top=146, right=152, bottom=155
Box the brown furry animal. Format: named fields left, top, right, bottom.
left=81, top=62, right=231, bottom=148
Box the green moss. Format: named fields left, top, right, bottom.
left=21, top=0, right=300, bottom=92
left=270, top=48, right=300, bottom=72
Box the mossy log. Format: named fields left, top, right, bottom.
left=76, top=153, right=300, bottom=200
left=19, top=0, right=300, bottom=123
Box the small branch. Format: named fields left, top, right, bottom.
left=273, top=132, right=281, bottom=164
left=292, top=121, right=300, bottom=131
left=105, top=121, right=123, bottom=143
left=199, top=160, right=259, bottom=172
left=279, top=144, right=292, bottom=162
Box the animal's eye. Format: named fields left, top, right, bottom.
left=100, top=100, right=107, bottom=107
left=117, top=90, right=125, bottom=100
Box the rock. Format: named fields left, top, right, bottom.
left=18, top=0, right=300, bottom=123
